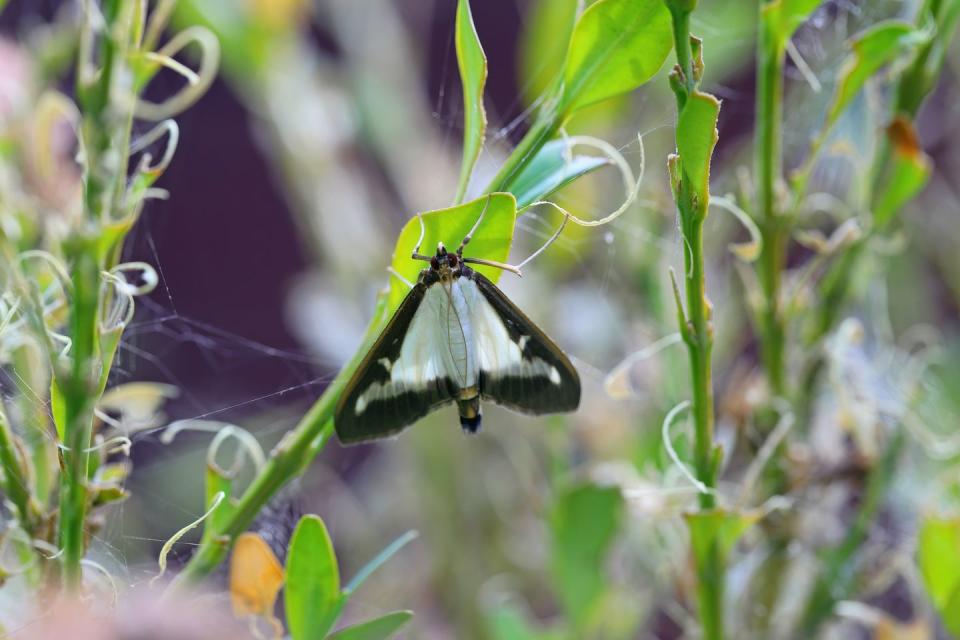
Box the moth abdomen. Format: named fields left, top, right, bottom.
left=457, top=394, right=482, bottom=433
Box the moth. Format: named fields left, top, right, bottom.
left=334, top=202, right=580, bottom=444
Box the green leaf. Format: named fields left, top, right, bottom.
left=510, top=139, right=611, bottom=209
left=387, top=194, right=516, bottom=311
left=873, top=118, right=931, bottom=227
left=676, top=91, right=721, bottom=214
left=454, top=0, right=487, bottom=203
left=761, top=0, right=822, bottom=49
left=327, top=611, right=413, bottom=640
left=684, top=509, right=758, bottom=571
left=50, top=380, right=66, bottom=441
left=286, top=515, right=342, bottom=640
left=549, top=483, right=624, bottom=628
left=824, top=21, right=927, bottom=132
left=519, top=0, right=579, bottom=102
left=344, top=530, right=417, bottom=594
left=561, top=0, right=672, bottom=115
left=918, top=516, right=960, bottom=612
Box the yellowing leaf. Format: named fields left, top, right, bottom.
left=874, top=117, right=932, bottom=227
left=229, top=532, right=285, bottom=620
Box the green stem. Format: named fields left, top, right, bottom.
left=57, top=247, right=100, bottom=589
left=665, top=3, right=722, bottom=639
left=169, top=311, right=384, bottom=589
left=754, top=4, right=787, bottom=398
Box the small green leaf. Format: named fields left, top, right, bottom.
left=824, top=21, right=927, bottom=132
left=510, top=139, right=611, bottom=209
left=454, top=0, right=487, bottom=203
left=761, top=0, right=821, bottom=49
left=676, top=91, right=721, bottom=214
left=327, top=611, right=413, bottom=640
left=561, top=0, right=672, bottom=115
left=286, top=514, right=341, bottom=640
left=918, top=516, right=960, bottom=614
left=874, top=117, right=931, bottom=227
left=549, top=483, right=624, bottom=628
left=344, top=530, right=417, bottom=594
left=50, top=380, right=66, bottom=441
left=684, top=509, right=758, bottom=571
left=388, top=194, right=516, bottom=311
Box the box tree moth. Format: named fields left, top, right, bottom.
left=334, top=198, right=580, bottom=444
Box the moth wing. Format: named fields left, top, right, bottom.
left=335, top=282, right=456, bottom=444
left=469, top=272, right=581, bottom=415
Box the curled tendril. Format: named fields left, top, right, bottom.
left=710, top=195, right=763, bottom=262
left=662, top=400, right=717, bottom=497
left=135, top=27, right=220, bottom=122
left=58, top=435, right=132, bottom=457
left=33, top=91, right=82, bottom=186
left=151, top=491, right=226, bottom=586
left=111, top=262, right=159, bottom=296
left=99, top=263, right=158, bottom=332
left=521, top=132, right=645, bottom=228
left=129, top=119, right=180, bottom=178
left=161, top=420, right=266, bottom=477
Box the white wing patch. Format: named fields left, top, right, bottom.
left=354, top=277, right=565, bottom=416
left=464, top=279, right=562, bottom=386
left=355, top=281, right=476, bottom=415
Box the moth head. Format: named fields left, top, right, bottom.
left=430, top=242, right=458, bottom=271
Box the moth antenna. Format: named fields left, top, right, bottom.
left=515, top=212, right=569, bottom=271
left=458, top=194, right=492, bottom=256
left=461, top=210, right=569, bottom=277
left=461, top=257, right=522, bottom=276
left=411, top=212, right=432, bottom=261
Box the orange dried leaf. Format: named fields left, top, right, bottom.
left=229, top=532, right=285, bottom=619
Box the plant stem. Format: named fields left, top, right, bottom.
left=57, top=246, right=100, bottom=589
left=57, top=0, right=129, bottom=590
left=665, top=2, right=722, bottom=639
left=754, top=2, right=787, bottom=398
left=169, top=311, right=384, bottom=589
